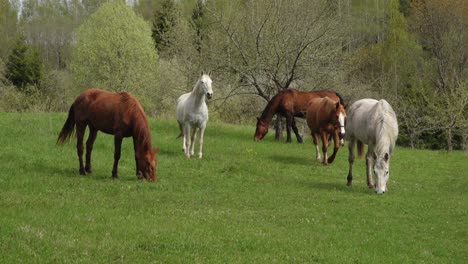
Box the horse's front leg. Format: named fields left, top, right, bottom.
left=133, top=137, right=143, bottom=180
left=285, top=116, right=293, bottom=143
left=112, top=134, right=123, bottom=179
left=320, top=131, right=329, bottom=165
left=291, top=118, right=303, bottom=143
left=198, top=124, right=206, bottom=159
left=85, top=126, right=97, bottom=174
left=190, top=127, right=198, bottom=157
left=366, top=149, right=375, bottom=189
left=347, top=137, right=355, bottom=186
left=76, top=123, right=87, bottom=175
left=327, top=131, right=340, bottom=164
left=183, top=125, right=191, bottom=158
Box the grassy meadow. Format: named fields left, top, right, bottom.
left=0, top=112, right=466, bottom=263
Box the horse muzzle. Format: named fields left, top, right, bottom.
left=339, top=132, right=345, bottom=140
left=206, top=93, right=213, bottom=99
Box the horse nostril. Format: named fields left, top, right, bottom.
left=206, top=93, right=212, bottom=99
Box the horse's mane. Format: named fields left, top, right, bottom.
left=120, top=92, right=152, bottom=152
left=335, top=91, right=345, bottom=105
left=260, top=92, right=281, bottom=121
left=374, top=100, right=398, bottom=155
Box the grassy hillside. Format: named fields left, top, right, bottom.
left=0, top=112, right=466, bottom=263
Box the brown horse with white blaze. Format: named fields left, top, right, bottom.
left=254, top=88, right=344, bottom=143
left=57, top=89, right=159, bottom=181
left=306, top=97, right=347, bottom=165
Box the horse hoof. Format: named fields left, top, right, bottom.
left=85, top=167, right=92, bottom=174
left=79, top=169, right=86, bottom=175
left=347, top=181, right=352, bottom=187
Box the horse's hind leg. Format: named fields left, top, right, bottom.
left=291, top=118, right=303, bottom=143
left=76, top=123, right=87, bottom=175
left=312, top=133, right=321, bottom=161
left=112, top=134, right=123, bottom=179
left=85, top=125, right=97, bottom=173
left=347, top=137, right=355, bottom=186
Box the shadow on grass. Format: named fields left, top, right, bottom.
left=268, top=154, right=316, bottom=167
left=296, top=179, right=372, bottom=195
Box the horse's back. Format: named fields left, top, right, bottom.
left=281, top=88, right=342, bottom=114
left=73, top=89, right=143, bottom=135
left=347, top=99, right=398, bottom=144
left=306, top=97, right=335, bottom=133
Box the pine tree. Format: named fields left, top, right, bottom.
left=152, top=0, right=178, bottom=53
left=191, top=0, right=207, bottom=54
left=5, top=35, right=43, bottom=90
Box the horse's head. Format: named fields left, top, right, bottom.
left=334, top=102, right=347, bottom=146
left=254, top=117, right=268, bottom=141
left=200, top=73, right=213, bottom=99
left=373, top=152, right=390, bottom=194
left=137, top=147, right=160, bottom=182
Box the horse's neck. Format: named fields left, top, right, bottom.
left=259, top=97, right=279, bottom=124
left=132, top=116, right=152, bottom=156
left=189, top=82, right=206, bottom=107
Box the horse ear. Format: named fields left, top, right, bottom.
left=336, top=102, right=340, bottom=109
left=207, top=70, right=212, bottom=76
left=344, top=103, right=348, bottom=109
left=256, top=117, right=260, bottom=121
left=384, top=152, right=389, bottom=162
left=373, top=152, right=378, bottom=160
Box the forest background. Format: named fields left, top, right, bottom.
left=0, top=0, right=466, bottom=151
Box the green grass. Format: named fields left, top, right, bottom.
left=0, top=112, right=466, bottom=263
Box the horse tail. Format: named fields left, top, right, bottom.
left=176, top=122, right=183, bottom=139
left=357, top=140, right=364, bottom=159
left=57, top=105, right=76, bottom=145
left=335, top=91, right=345, bottom=105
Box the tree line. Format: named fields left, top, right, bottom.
left=0, top=0, right=466, bottom=151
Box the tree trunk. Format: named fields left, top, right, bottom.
left=447, top=127, right=453, bottom=152
left=462, top=132, right=468, bottom=155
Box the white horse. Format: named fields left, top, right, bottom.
left=346, top=99, right=398, bottom=194
left=176, top=73, right=213, bottom=159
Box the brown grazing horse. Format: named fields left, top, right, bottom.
left=254, top=88, right=344, bottom=143
left=306, top=97, right=347, bottom=165
left=57, top=89, right=159, bottom=182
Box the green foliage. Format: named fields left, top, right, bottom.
left=0, top=0, right=18, bottom=60
left=0, top=113, right=467, bottom=262
left=5, top=35, right=44, bottom=90
left=70, top=1, right=159, bottom=110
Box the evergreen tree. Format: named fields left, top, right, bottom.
left=152, top=0, right=178, bottom=53
left=191, top=0, right=207, bottom=54
left=5, top=35, right=43, bottom=90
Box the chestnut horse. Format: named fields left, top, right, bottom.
left=306, top=97, right=347, bottom=165
left=57, top=89, right=160, bottom=181
left=254, top=88, right=344, bottom=143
